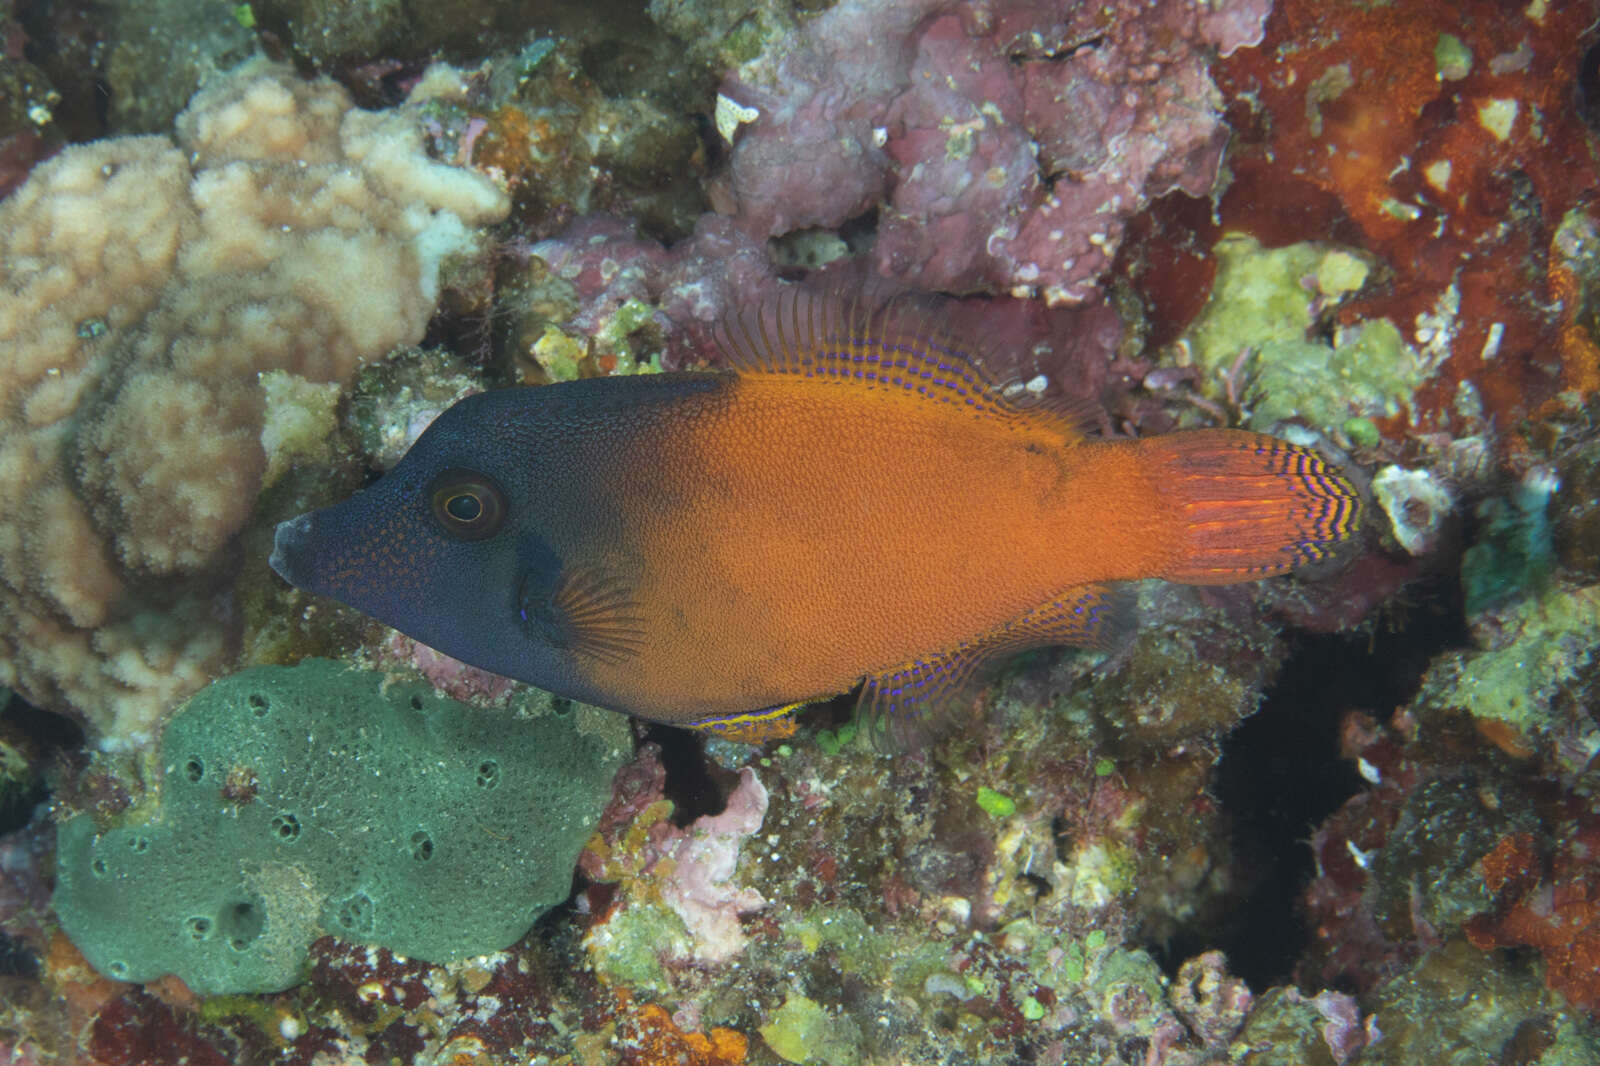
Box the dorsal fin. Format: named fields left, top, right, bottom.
left=713, top=289, right=1089, bottom=435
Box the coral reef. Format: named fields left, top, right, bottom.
left=100, top=0, right=257, bottom=134
left=0, top=57, right=507, bottom=747
left=4, top=0, right=1600, bottom=1063
left=0, top=16, right=60, bottom=200
left=1466, top=809, right=1600, bottom=1015
left=469, top=35, right=711, bottom=241
left=581, top=746, right=771, bottom=986
left=1417, top=583, right=1600, bottom=768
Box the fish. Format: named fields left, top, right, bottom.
left=270, top=295, right=1363, bottom=745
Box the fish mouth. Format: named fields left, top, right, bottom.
left=268, top=513, right=315, bottom=589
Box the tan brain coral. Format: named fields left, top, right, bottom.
left=0, top=58, right=509, bottom=748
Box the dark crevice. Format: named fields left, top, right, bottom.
left=1578, top=39, right=1600, bottom=133
left=645, top=724, right=734, bottom=827
left=0, top=694, right=83, bottom=836
left=1161, top=588, right=1471, bottom=989
left=0, top=930, right=40, bottom=979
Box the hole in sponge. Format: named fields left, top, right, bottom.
left=409, top=693, right=425, bottom=712
left=220, top=899, right=264, bottom=952
left=247, top=693, right=270, bottom=716
left=409, top=831, right=434, bottom=862
left=271, top=813, right=301, bottom=843
left=333, top=891, right=374, bottom=934
left=91, top=858, right=108, bottom=878
left=185, top=916, right=213, bottom=941
left=183, top=757, right=205, bottom=783
left=476, top=760, right=500, bottom=789
left=107, top=960, right=129, bottom=978
left=128, top=836, right=151, bottom=854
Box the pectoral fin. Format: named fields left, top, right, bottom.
left=520, top=558, right=645, bottom=666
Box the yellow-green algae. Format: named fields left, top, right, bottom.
left=583, top=898, right=693, bottom=994
left=759, top=994, right=862, bottom=1066
left=1423, top=583, right=1600, bottom=749
left=975, top=785, right=1017, bottom=818
left=528, top=298, right=664, bottom=382
left=1179, top=233, right=1438, bottom=437
left=1433, top=33, right=1473, bottom=81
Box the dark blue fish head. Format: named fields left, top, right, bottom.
left=269, top=388, right=582, bottom=690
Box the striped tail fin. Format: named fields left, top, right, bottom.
left=1148, top=429, right=1364, bottom=585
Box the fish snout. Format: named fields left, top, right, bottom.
left=268, top=513, right=316, bottom=588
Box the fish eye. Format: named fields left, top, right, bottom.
left=428, top=469, right=506, bottom=541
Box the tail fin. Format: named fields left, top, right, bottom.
left=1149, top=429, right=1364, bottom=585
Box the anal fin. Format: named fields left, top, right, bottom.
left=859, top=584, right=1127, bottom=749
left=1001, top=583, right=1130, bottom=651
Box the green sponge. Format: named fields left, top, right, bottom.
left=52, top=660, right=629, bottom=994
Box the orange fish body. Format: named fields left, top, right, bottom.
left=271, top=300, right=1361, bottom=741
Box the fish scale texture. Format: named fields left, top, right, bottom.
left=51, top=660, right=630, bottom=995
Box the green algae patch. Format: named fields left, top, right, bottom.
left=1180, top=233, right=1437, bottom=437
left=1342, top=415, right=1381, bottom=448
left=975, top=786, right=1016, bottom=818
left=784, top=905, right=947, bottom=993
left=593, top=297, right=666, bottom=374
left=813, top=719, right=859, bottom=755
left=1461, top=473, right=1558, bottom=616
left=1359, top=939, right=1593, bottom=1065
left=584, top=900, right=692, bottom=993
left=530, top=325, right=588, bottom=382
left=1434, top=33, right=1473, bottom=81
left=1089, top=949, right=1169, bottom=1038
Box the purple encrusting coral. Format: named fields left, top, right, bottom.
left=5, top=0, right=1600, bottom=1063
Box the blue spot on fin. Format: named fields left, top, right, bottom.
left=858, top=583, right=1129, bottom=750
left=713, top=288, right=1089, bottom=434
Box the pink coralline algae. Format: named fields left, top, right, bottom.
left=581, top=747, right=771, bottom=970
left=380, top=632, right=517, bottom=705
left=657, top=769, right=771, bottom=963
left=714, top=0, right=1270, bottom=302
